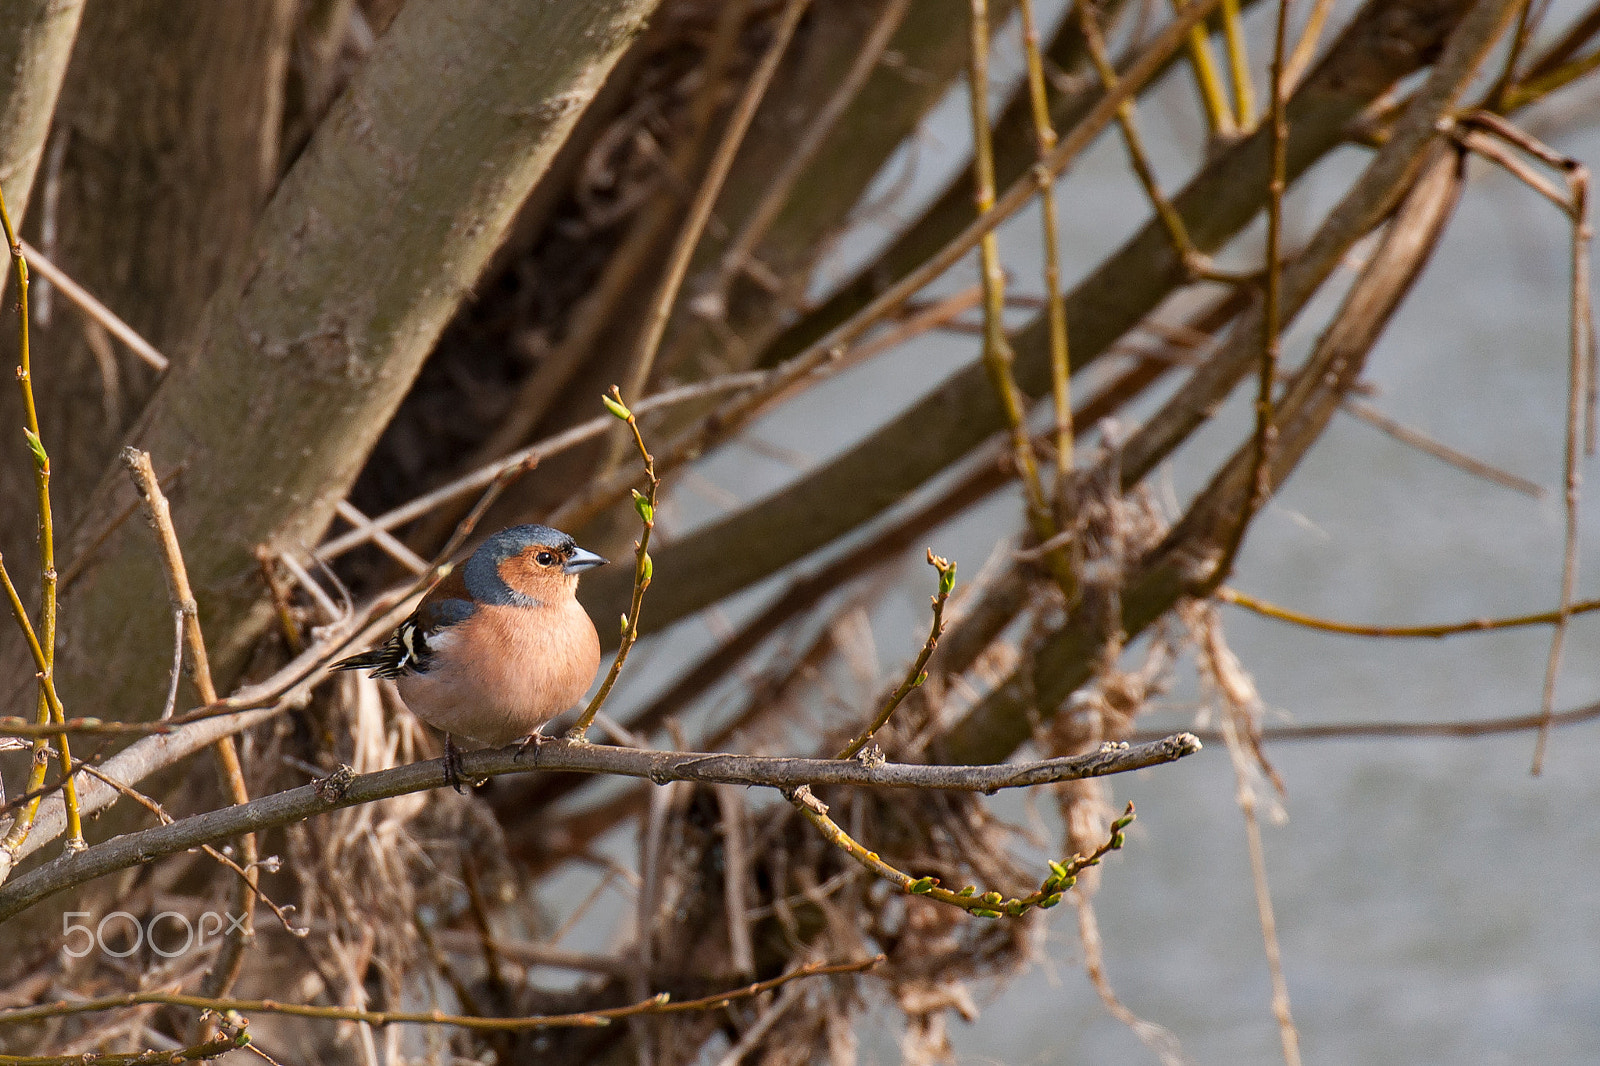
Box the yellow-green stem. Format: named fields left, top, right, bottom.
left=0, top=185, right=80, bottom=853
left=1169, top=0, right=1237, bottom=137
left=1220, top=0, right=1255, bottom=126
left=1018, top=0, right=1075, bottom=487
left=569, top=389, right=659, bottom=740
left=969, top=0, right=1074, bottom=591
left=835, top=551, right=954, bottom=759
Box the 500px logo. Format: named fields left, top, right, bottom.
left=62, top=911, right=247, bottom=959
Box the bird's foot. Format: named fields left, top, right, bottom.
left=514, top=727, right=551, bottom=762
left=443, top=735, right=468, bottom=794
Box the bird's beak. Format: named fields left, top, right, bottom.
left=563, top=546, right=608, bottom=573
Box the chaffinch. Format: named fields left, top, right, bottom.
left=333, top=524, right=607, bottom=790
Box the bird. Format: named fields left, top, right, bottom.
left=332, top=524, right=607, bottom=791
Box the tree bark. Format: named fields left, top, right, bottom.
left=0, top=1, right=297, bottom=630
left=0, top=0, right=86, bottom=224
left=42, top=0, right=664, bottom=718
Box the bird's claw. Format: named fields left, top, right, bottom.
left=443, top=735, right=468, bottom=794
left=514, top=728, right=551, bottom=761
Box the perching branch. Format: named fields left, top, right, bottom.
left=0, top=733, right=1201, bottom=924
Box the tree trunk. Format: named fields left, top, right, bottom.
left=42, top=0, right=664, bottom=718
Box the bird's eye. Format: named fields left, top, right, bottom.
left=535, top=551, right=556, bottom=567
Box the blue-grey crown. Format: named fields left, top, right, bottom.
left=463, top=524, right=576, bottom=607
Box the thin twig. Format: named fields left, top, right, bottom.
left=0, top=734, right=1202, bottom=924
left=835, top=551, right=955, bottom=759
left=1218, top=585, right=1600, bottom=637
left=969, top=0, right=1073, bottom=594
left=1211, top=651, right=1301, bottom=1066
left=548, top=0, right=1226, bottom=535
left=122, top=448, right=259, bottom=996
left=1281, top=0, right=1336, bottom=90
left=334, top=500, right=428, bottom=574
left=161, top=609, right=186, bottom=720
left=790, top=785, right=1136, bottom=918
left=315, top=373, right=766, bottom=561
left=1206, top=0, right=1292, bottom=591
left=1017, top=0, right=1075, bottom=487
left=0, top=184, right=81, bottom=860
left=17, top=238, right=168, bottom=371
left=568, top=389, right=660, bottom=740
left=1219, top=0, right=1255, bottom=126
left=1138, top=696, right=1600, bottom=745
left=1341, top=398, right=1546, bottom=498
left=1452, top=111, right=1595, bottom=773
left=0, top=717, right=174, bottom=738
left=711, top=0, right=910, bottom=296
left=0, top=957, right=882, bottom=1031
left=615, top=0, right=811, bottom=423
left=1075, top=3, right=1239, bottom=284
left=0, top=1028, right=247, bottom=1065
left=1169, top=0, right=1238, bottom=138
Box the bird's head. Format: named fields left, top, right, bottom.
left=463, top=524, right=607, bottom=608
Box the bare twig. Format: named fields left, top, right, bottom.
left=1341, top=398, right=1545, bottom=498
left=1169, top=0, right=1238, bottom=137
left=123, top=448, right=259, bottom=996
left=0, top=1027, right=248, bottom=1065
left=711, top=0, right=910, bottom=296
left=1138, top=696, right=1600, bottom=744
left=17, top=238, right=169, bottom=371
left=1218, top=586, right=1600, bottom=637
left=969, top=0, right=1073, bottom=593
left=615, top=0, right=811, bottom=418
left=836, top=551, right=956, bottom=759
left=0, top=956, right=882, bottom=1031
left=1220, top=0, right=1255, bottom=126
left=1282, top=0, right=1337, bottom=90
left=0, top=734, right=1203, bottom=924
left=1017, top=0, right=1074, bottom=484
left=315, top=372, right=766, bottom=562
left=334, top=500, right=428, bottom=574
left=0, top=183, right=82, bottom=863
left=1207, top=0, right=1292, bottom=592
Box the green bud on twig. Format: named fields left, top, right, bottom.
left=640, top=552, right=653, bottom=585
left=602, top=390, right=631, bottom=421
left=632, top=489, right=654, bottom=524
left=23, top=428, right=46, bottom=470
left=908, top=877, right=936, bottom=894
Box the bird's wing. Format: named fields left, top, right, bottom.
left=332, top=593, right=476, bottom=679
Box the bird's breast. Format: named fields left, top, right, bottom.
left=396, top=600, right=601, bottom=745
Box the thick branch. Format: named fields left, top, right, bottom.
left=49, top=0, right=663, bottom=717
left=0, top=0, right=85, bottom=222
left=579, top=0, right=1481, bottom=643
